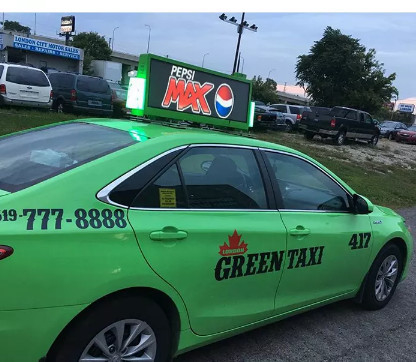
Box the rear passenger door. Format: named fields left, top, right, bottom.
left=127, top=145, right=288, bottom=335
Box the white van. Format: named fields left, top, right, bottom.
left=0, top=63, right=53, bottom=109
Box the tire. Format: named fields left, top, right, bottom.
left=388, top=133, right=393, bottom=141
left=333, top=130, right=346, bottom=145
left=285, top=121, right=293, bottom=132
left=47, top=296, right=172, bottom=362
left=361, top=243, right=403, bottom=310
left=55, top=99, right=64, bottom=113
left=304, top=131, right=314, bottom=140
left=369, top=134, right=379, bottom=146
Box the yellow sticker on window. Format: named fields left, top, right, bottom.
left=159, top=188, right=177, bottom=208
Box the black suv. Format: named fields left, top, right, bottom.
left=48, top=72, right=113, bottom=116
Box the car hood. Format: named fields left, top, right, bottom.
left=398, top=130, right=416, bottom=135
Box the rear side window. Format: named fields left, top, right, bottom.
left=272, top=105, right=286, bottom=113
left=0, top=123, right=138, bottom=192
left=0, top=65, right=4, bottom=78
left=77, top=77, right=109, bottom=94
left=6, top=67, right=50, bottom=87
left=289, top=106, right=301, bottom=114
left=49, top=73, right=75, bottom=88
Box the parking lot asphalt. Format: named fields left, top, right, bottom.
left=175, top=207, right=416, bottom=362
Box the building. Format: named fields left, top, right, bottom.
left=275, top=83, right=310, bottom=105
left=0, top=31, right=83, bottom=74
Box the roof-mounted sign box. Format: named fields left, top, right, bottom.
left=126, top=54, right=253, bottom=130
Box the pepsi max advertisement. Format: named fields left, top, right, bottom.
left=147, top=59, right=251, bottom=124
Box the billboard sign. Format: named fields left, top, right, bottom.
left=60, top=16, right=75, bottom=33
left=127, top=54, right=253, bottom=130
left=398, top=103, right=415, bottom=113
left=13, top=36, right=81, bottom=60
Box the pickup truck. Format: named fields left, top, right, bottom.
left=269, top=104, right=311, bottom=131
left=254, top=105, right=286, bottom=130
left=299, top=106, right=380, bottom=146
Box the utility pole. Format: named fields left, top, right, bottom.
left=34, top=13, right=37, bottom=35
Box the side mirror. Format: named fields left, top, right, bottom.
left=352, top=194, right=374, bottom=214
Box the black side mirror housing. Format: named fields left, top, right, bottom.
left=352, top=194, right=373, bottom=214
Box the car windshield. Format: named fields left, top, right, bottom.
left=0, top=123, right=138, bottom=192
left=408, top=126, right=416, bottom=132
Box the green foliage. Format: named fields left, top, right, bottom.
left=251, top=76, right=280, bottom=104
left=296, top=26, right=398, bottom=114
left=72, top=32, right=112, bottom=74
left=1, top=20, right=31, bottom=34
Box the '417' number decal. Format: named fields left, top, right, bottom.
left=349, top=232, right=371, bottom=250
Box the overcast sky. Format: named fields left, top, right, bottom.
left=3, top=12, right=416, bottom=99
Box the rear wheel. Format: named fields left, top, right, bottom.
left=388, top=133, right=393, bottom=140
left=285, top=121, right=293, bottom=132
left=333, top=130, right=346, bottom=145
left=361, top=244, right=403, bottom=310
left=369, top=135, right=379, bottom=146
left=47, top=296, right=172, bottom=362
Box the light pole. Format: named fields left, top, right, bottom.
left=219, top=13, right=258, bottom=74
left=391, top=95, right=398, bottom=120
left=238, top=53, right=245, bottom=73
left=267, top=68, right=276, bottom=79
left=112, top=26, right=119, bottom=51
left=145, top=24, right=151, bottom=53
left=202, top=52, right=209, bottom=68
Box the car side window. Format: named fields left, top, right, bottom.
left=265, top=151, right=350, bottom=212
left=179, top=147, right=268, bottom=209
left=110, top=149, right=184, bottom=207
left=364, top=114, right=373, bottom=124
left=273, top=105, right=286, bottom=113
left=132, top=163, right=187, bottom=208
left=345, top=110, right=358, bottom=120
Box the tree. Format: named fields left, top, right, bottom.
left=251, top=76, right=280, bottom=104
left=1, top=20, right=31, bottom=34
left=296, top=26, right=397, bottom=114
left=71, top=32, right=112, bottom=75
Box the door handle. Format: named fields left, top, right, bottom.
left=289, top=226, right=311, bottom=236
left=149, top=228, right=188, bottom=241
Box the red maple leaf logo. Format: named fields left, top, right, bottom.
left=219, top=230, right=248, bottom=256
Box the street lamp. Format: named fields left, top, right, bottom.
left=112, top=26, right=119, bottom=51
left=267, top=68, right=276, bottom=79
left=202, top=52, right=209, bottom=68
left=145, top=24, right=151, bottom=53
left=219, top=13, right=258, bottom=74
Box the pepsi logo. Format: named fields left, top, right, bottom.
left=215, top=84, right=234, bottom=119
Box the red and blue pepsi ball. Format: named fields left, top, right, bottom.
left=215, top=84, right=234, bottom=119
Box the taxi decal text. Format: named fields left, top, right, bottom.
left=214, top=230, right=325, bottom=281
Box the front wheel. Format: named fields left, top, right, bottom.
left=388, top=133, right=393, bottom=140
left=361, top=244, right=403, bottom=310
left=47, top=296, right=172, bottom=362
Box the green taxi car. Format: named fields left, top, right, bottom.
left=0, top=119, right=412, bottom=362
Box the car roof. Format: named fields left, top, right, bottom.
left=80, top=118, right=297, bottom=153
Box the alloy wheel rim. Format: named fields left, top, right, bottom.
left=79, top=319, right=157, bottom=361
left=338, top=133, right=345, bottom=144
left=375, top=255, right=398, bottom=302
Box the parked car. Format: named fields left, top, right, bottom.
left=0, top=63, right=53, bottom=109
left=395, top=125, right=416, bottom=144
left=378, top=121, right=408, bottom=140
left=48, top=72, right=113, bottom=116
left=254, top=105, right=285, bottom=130
left=254, top=100, right=266, bottom=106
left=299, top=106, right=380, bottom=146
left=107, top=81, right=128, bottom=116
left=0, top=118, right=412, bottom=361
left=269, top=104, right=312, bottom=131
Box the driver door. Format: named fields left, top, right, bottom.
left=262, top=150, right=373, bottom=314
